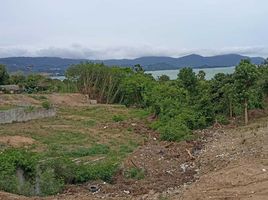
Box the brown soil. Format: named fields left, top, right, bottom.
left=0, top=109, right=267, bottom=200
left=0, top=93, right=89, bottom=107
left=0, top=136, right=35, bottom=148
left=46, top=93, right=89, bottom=107
left=175, top=118, right=268, bottom=200
left=0, top=94, right=40, bottom=106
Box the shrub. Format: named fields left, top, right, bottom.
left=42, top=101, right=52, bottom=110
left=215, top=115, right=229, bottom=125
left=67, top=144, right=110, bottom=157
left=112, top=115, right=125, bottom=122
left=75, top=161, right=118, bottom=183
left=124, top=167, right=145, bottom=180
left=158, top=120, right=193, bottom=142
left=0, top=149, right=38, bottom=195
left=39, top=169, right=64, bottom=196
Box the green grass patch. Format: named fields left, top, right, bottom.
left=112, top=115, right=125, bottom=122
left=66, top=144, right=110, bottom=157
left=42, top=101, right=52, bottom=109
left=24, top=105, right=36, bottom=112
left=0, top=105, right=16, bottom=111
left=124, top=167, right=145, bottom=180
left=0, top=104, right=146, bottom=196
left=83, top=119, right=96, bottom=127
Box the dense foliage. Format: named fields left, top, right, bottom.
left=0, top=149, right=117, bottom=196
left=65, top=60, right=268, bottom=139
left=0, top=65, right=77, bottom=93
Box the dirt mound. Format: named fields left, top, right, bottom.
left=175, top=118, right=268, bottom=200
left=100, top=140, right=200, bottom=197
left=0, top=93, right=90, bottom=108
left=0, top=136, right=35, bottom=147
left=180, top=162, right=268, bottom=200
left=0, top=94, right=40, bottom=106
left=46, top=93, right=88, bottom=107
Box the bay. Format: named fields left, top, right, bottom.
left=146, top=66, right=235, bottom=80
left=51, top=66, right=235, bottom=81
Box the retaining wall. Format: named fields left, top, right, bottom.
left=0, top=108, right=56, bottom=124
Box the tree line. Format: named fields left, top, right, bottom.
left=0, top=65, right=77, bottom=93
left=65, top=59, right=268, bottom=141
left=1, top=59, right=268, bottom=141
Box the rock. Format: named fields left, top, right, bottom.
left=89, top=99, right=97, bottom=104
left=123, top=190, right=130, bottom=194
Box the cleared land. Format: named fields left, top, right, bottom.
left=0, top=94, right=267, bottom=200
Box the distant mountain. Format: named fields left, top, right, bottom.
left=0, top=54, right=265, bottom=75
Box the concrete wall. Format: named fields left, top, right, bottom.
left=0, top=108, right=56, bottom=124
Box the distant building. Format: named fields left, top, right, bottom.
left=0, top=85, right=23, bottom=94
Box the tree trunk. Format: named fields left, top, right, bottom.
left=244, top=99, right=248, bottom=125
left=229, top=101, right=233, bottom=118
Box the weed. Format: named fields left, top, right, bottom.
left=124, top=167, right=145, bottom=180
left=75, top=160, right=118, bottom=183
left=83, top=119, right=96, bottom=127
left=112, top=115, right=125, bottom=122
left=24, top=105, right=35, bottom=112
left=66, top=144, right=110, bottom=157
left=42, top=101, right=52, bottom=110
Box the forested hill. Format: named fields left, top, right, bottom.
left=0, top=54, right=264, bottom=74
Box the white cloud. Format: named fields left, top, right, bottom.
left=0, top=45, right=267, bottom=59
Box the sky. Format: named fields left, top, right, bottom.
left=1, top=0, right=268, bottom=59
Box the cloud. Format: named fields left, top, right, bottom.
left=0, top=47, right=30, bottom=58
left=0, top=45, right=267, bottom=59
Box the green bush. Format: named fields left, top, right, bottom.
left=112, top=115, right=125, bottom=122
left=0, top=149, right=38, bottom=195
left=42, top=101, right=52, bottom=110
left=41, top=157, right=76, bottom=184
left=158, top=120, right=193, bottom=142
left=75, top=160, right=118, bottom=183
left=0, top=149, right=119, bottom=196
left=215, top=115, right=229, bottom=125
left=39, top=169, right=64, bottom=196
left=66, top=144, right=110, bottom=157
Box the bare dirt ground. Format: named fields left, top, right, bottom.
left=0, top=93, right=89, bottom=107
left=175, top=117, right=268, bottom=200
left=0, top=136, right=35, bottom=148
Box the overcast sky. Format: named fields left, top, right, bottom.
left=1, top=0, right=268, bottom=59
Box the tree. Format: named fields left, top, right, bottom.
left=211, top=73, right=236, bottom=118
left=233, top=59, right=259, bottom=125
left=133, top=64, right=145, bottom=73
left=177, top=67, right=197, bottom=93
left=258, top=59, right=268, bottom=96
left=0, top=64, right=9, bottom=85
left=9, top=72, right=26, bottom=85
left=158, top=74, right=170, bottom=82
left=197, top=70, right=206, bottom=81
left=264, top=58, right=268, bottom=65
